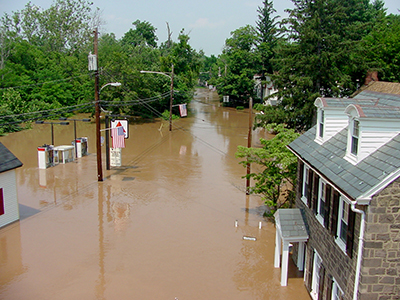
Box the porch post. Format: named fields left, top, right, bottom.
left=297, top=241, right=305, bottom=271
left=281, top=240, right=290, bottom=286
left=274, top=229, right=281, bottom=268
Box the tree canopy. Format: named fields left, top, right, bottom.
left=209, top=0, right=397, bottom=131
left=0, top=0, right=202, bottom=133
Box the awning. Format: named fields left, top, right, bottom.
left=274, top=208, right=309, bottom=286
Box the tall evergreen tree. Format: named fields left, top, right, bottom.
left=256, top=0, right=279, bottom=75
left=256, top=0, right=386, bottom=130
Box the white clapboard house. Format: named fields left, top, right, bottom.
left=0, top=142, right=23, bottom=228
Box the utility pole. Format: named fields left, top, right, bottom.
left=94, top=28, right=103, bottom=181
left=246, top=97, right=253, bottom=195
left=169, top=64, right=174, bottom=131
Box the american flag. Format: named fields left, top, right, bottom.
left=179, top=104, right=187, bottom=117
left=111, top=126, right=125, bottom=148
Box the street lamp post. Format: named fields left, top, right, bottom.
left=35, top=120, right=70, bottom=146
left=140, top=64, right=174, bottom=131
left=59, top=117, right=91, bottom=159
left=100, top=82, right=121, bottom=93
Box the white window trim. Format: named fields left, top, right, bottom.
left=332, top=278, right=344, bottom=300
left=345, top=118, right=360, bottom=165
left=335, top=195, right=350, bottom=254
left=301, top=165, right=310, bottom=206
left=311, top=251, right=322, bottom=300
left=315, top=109, right=325, bottom=144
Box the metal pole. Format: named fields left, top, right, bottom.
left=74, top=120, right=77, bottom=159
left=94, top=28, right=103, bottom=181
left=105, top=115, right=110, bottom=170
left=169, top=64, right=174, bottom=131
left=246, top=97, right=253, bottom=195
left=51, top=123, right=54, bottom=145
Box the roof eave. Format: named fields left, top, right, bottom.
left=356, top=168, right=400, bottom=205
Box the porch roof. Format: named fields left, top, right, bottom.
left=275, top=208, right=308, bottom=242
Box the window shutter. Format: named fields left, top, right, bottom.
left=324, top=185, right=332, bottom=229
left=326, top=276, right=333, bottom=300
left=331, top=191, right=340, bottom=237
left=0, top=188, right=4, bottom=216
left=307, top=170, right=314, bottom=208
left=346, top=210, right=356, bottom=258
left=312, top=174, right=319, bottom=215
left=318, top=265, right=325, bottom=300
left=299, top=161, right=304, bottom=196
left=306, top=250, right=314, bottom=292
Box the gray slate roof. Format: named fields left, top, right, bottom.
left=0, top=142, right=23, bottom=173
left=288, top=126, right=400, bottom=200
left=289, top=89, right=400, bottom=200
left=275, top=208, right=309, bottom=242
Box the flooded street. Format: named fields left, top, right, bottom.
left=0, top=89, right=310, bottom=299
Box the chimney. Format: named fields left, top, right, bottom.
left=364, top=71, right=379, bottom=85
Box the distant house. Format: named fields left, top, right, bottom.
left=0, top=142, right=23, bottom=228
left=284, top=82, right=400, bottom=300
left=253, top=74, right=279, bottom=105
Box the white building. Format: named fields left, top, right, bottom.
left=0, top=142, right=23, bottom=228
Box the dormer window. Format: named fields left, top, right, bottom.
left=319, top=110, right=324, bottom=138
left=351, top=120, right=359, bottom=155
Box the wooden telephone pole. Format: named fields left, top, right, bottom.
left=246, top=97, right=253, bottom=195
left=94, top=28, right=103, bottom=181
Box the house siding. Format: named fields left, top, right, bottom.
left=0, top=170, right=20, bottom=228
left=325, top=117, right=348, bottom=141
left=359, top=177, right=400, bottom=300
left=358, top=130, right=398, bottom=162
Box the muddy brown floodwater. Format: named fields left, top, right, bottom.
left=0, top=89, right=310, bottom=300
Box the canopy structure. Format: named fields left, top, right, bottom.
left=274, top=209, right=309, bottom=286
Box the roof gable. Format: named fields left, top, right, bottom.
left=0, top=142, right=23, bottom=173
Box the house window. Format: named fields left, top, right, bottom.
left=319, top=110, right=324, bottom=138
left=318, top=181, right=326, bottom=222
left=302, top=166, right=310, bottom=205
left=339, top=201, right=349, bottom=244
left=334, top=195, right=355, bottom=257
left=351, top=120, right=359, bottom=155
left=332, top=279, right=344, bottom=300
left=317, top=181, right=332, bottom=227
left=311, top=251, right=323, bottom=300
left=0, top=188, right=4, bottom=216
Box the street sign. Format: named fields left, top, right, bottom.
left=110, top=147, right=121, bottom=167
left=111, top=119, right=129, bottom=138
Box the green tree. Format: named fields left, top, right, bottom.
left=256, top=0, right=386, bottom=130
left=8, top=0, right=95, bottom=53
left=121, top=20, right=158, bottom=48
left=236, top=124, right=299, bottom=214
left=255, top=0, right=279, bottom=75
left=362, top=13, right=400, bottom=82
left=216, top=25, right=258, bottom=105
left=160, top=30, right=201, bottom=104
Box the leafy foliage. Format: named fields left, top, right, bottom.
left=0, top=1, right=202, bottom=133
left=216, top=25, right=259, bottom=105
left=258, top=0, right=387, bottom=130
left=236, top=124, right=299, bottom=213
left=361, top=13, right=400, bottom=82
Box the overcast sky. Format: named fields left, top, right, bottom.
left=1, top=0, right=399, bottom=56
